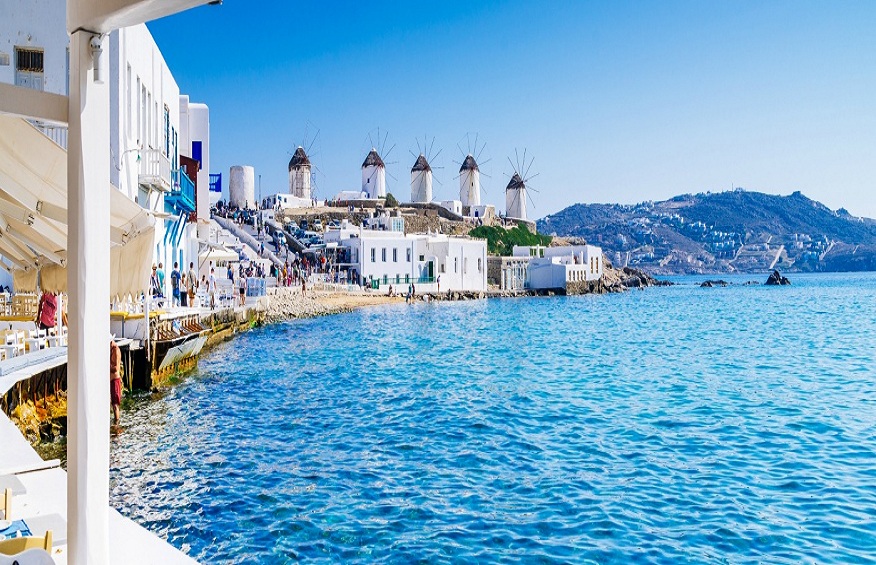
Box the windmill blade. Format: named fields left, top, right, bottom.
left=432, top=147, right=443, bottom=163
left=386, top=170, right=398, bottom=182
left=525, top=171, right=541, bottom=184
left=476, top=141, right=487, bottom=162
left=527, top=189, right=537, bottom=209
left=521, top=148, right=527, bottom=175
left=507, top=155, right=518, bottom=173
left=523, top=156, right=535, bottom=181
left=384, top=142, right=397, bottom=161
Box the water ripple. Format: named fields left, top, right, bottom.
left=110, top=273, right=876, bottom=563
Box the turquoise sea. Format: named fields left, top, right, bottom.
left=110, top=273, right=876, bottom=563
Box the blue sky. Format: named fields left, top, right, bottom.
left=148, top=1, right=876, bottom=218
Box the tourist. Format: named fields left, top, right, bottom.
left=110, top=335, right=122, bottom=425
left=301, top=279, right=306, bottom=297
left=437, top=274, right=441, bottom=294
left=238, top=274, right=247, bottom=307
left=170, top=262, right=181, bottom=307
left=156, top=262, right=165, bottom=296
left=388, top=284, right=394, bottom=297
left=227, top=264, right=234, bottom=283
left=150, top=265, right=162, bottom=301
left=180, top=274, right=188, bottom=307
left=208, top=268, right=217, bottom=310
left=187, top=262, right=197, bottom=306
left=37, top=291, right=58, bottom=332
left=411, top=283, right=416, bottom=299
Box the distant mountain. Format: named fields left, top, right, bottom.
left=537, top=190, right=876, bottom=274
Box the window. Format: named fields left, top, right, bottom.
left=406, top=249, right=411, bottom=262
left=405, top=274, right=410, bottom=283
left=383, top=275, right=388, bottom=284
left=419, top=255, right=425, bottom=262
left=464, top=258, right=468, bottom=274
left=164, top=106, right=170, bottom=157
left=382, top=248, right=387, bottom=262
left=370, top=248, right=375, bottom=262
left=14, top=47, right=44, bottom=90
left=454, top=258, right=458, bottom=273
left=478, top=258, right=482, bottom=273
left=126, top=65, right=132, bottom=135
left=393, top=248, right=398, bottom=262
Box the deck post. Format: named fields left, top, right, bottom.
left=67, top=29, right=111, bottom=565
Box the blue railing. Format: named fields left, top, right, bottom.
left=168, top=169, right=196, bottom=212
left=209, top=173, right=222, bottom=194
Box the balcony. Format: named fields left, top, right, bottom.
left=138, top=148, right=171, bottom=192
left=167, top=168, right=196, bottom=213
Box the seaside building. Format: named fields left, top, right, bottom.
left=1, top=0, right=217, bottom=562
left=324, top=225, right=487, bottom=292
left=361, top=148, right=387, bottom=199
left=410, top=154, right=432, bottom=204
left=513, top=244, right=604, bottom=291
left=0, top=6, right=208, bottom=298
left=179, top=94, right=212, bottom=233
left=506, top=172, right=527, bottom=220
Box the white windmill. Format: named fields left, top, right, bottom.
left=288, top=146, right=311, bottom=200
left=505, top=149, right=539, bottom=221
left=361, top=149, right=386, bottom=199
left=459, top=154, right=480, bottom=207
left=410, top=154, right=432, bottom=203
left=409, top=136, right=444, bottom=204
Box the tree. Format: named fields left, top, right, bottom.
left=384, top=193, right=399, bottom=208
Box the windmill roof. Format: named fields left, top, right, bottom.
left=288, top=146, right=311, bottom=170
left=506, top=172, right=525, bottom=190
left=411, top=154, right=431, bottom=173
left=459, top=154, right=478, bottom=172
left=362, top=149, right=385, bottom=168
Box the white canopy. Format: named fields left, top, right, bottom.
left=199, top=245, right=238, bottom=266
left=0, top=115, right=156, bottom=295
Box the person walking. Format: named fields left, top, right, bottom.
left=187, top=262, right=197, bottom=305
left=110, top=335, right=122, bottom=425
left=170, top=262, right=181, bottom=307
left=37, top=291, right=58, bottom=332
left=156, top=262, right=166, bottom=297
left=208, top=268, right=217, bottom=310
left=238, top=273, right=247, bottom=307
left=180, top=274, right=188, bottom=307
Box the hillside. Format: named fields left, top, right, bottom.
left=537, top=190, right=876, bottom=274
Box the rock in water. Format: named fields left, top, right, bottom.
left=765, top=270, right=791, bottom=285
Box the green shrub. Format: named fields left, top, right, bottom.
left=384, top=193, right=399, bottom=208
left=469, top=225, right=552, bottom=256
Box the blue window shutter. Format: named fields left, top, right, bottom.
left=192, top=141, right=203, bottom=166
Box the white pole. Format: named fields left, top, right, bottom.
left=67, top=30, right=111, bottom=565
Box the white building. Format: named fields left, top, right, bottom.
left=459, top=154, right=480, bottom=207
left=361, top=148, right=386, bottom=199
left=228, top=164, right=255, bottom=209
left=513, top=244, right=604, bottom=291
left=179, top=94, right=212, bottom=213
left=288, top=146, right=311, bottom=200
left=0, top=8, right=201, bottom=294
left=324, top=227, right=487, bottom=292
left=506, top=172, right=527, bottom=220
left=410, top=154, right=432, bottom=203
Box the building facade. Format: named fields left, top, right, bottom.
left=324, top=227, right=488, bottom=292
left=513, top=244, right=604, bottom=291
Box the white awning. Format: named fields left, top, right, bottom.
left=199, top=246, right=238, bottom=265
left=0, top=115, right=156, bottom=294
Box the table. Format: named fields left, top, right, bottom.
left=0, top=475, right=25, bottom=496
left=23, top=514, right=66, bottom=546
left=0, top=519, right=31, bottom=540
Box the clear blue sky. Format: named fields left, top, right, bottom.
left=148, top=1, right=876, bottom=218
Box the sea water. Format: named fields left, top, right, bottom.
left=110, top=273, right=876, bottom=563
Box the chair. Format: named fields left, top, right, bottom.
left=0, top=548, right=55, bottom=565
left=0, top=531, right=52, bottom=555
left=2, top=488, right=10, bottom=520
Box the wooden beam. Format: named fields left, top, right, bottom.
left=0, top=84, right=68, bottom=125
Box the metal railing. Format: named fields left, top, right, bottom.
left=139, top=148, right=171, bottom=191
left=169, top=169, right=196, bottom=212
left=32, top=122, right=68, bottom=150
